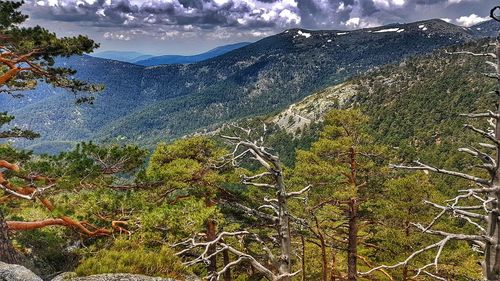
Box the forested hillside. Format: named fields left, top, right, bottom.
left=221, top=40, right=493, bottom=166
left=2, top=19, right=497, bottom=153
left=134, top=42, right=252, bottom=66
left=2, top=1, right=500, bottom=280
left=2, top=28, right=498, bottom=281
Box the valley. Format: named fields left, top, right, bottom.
left=2, top=19, right=498, bottom=153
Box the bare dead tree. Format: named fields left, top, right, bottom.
left=361, top=7, right=500, bottom=281
left=173, top=131, right=310, bottom=281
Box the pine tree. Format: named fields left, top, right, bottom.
left=294, top=109, right=387, bottom=280
left=0, top=0, right=100, bottom=263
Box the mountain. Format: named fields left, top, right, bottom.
left=91, top=51, right=154, bottom=63
left=239, top=39, right=494, bottom=165
left=1, top=19, right=489, bottom=153
left=270, top=40, right=494, bottom=141
left=471, top=19, right=500, bottom=38
left=135, top=42, right=252, bottom=66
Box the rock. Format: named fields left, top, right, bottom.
left=0, top=262, right=43, bottom=281
left=51, top=272, right=77, bottom=281
left=51, top=273, right=180, bottom=281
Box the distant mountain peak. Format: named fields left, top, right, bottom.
left=470, top=19, right=500, bottom=38
left=134, top=41, right=252, bottom=66
left=91, top=51, right=154, bottom=63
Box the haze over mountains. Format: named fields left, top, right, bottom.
left=2, top=19, right=498, bottom=153
left=91, top=51, right=154, bottom=63
left=92, top=42, right=252, bottom=65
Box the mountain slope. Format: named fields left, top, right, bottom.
left=471, top=20, right=500, bottom=38
left=268, top=40, right=494, bottom=145
left=91, top=51, right=154, bottom=63
left=2, top=19, right=489, bottom=153
left=135, top=42, right=252, bottom=66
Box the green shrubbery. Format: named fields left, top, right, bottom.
left=75, top=239, right=188, bottom=278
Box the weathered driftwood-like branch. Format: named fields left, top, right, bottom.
left=461, top=111, right=499, bottom=119
left=174, top=230, right=288, bottom=281
left=362, top=221, right=486, bottom=278
left=390, top=161, right=490, bottom=185
left=286, top=185, right=311, bottom=198
left=364, top=15, right=500, bottom=279
left=176, top=133, right=304, bottom=280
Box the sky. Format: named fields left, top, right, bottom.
left=22, top=0, right=496, bottom=55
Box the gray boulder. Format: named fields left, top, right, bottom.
left=0, top=262, right=43, bottom=281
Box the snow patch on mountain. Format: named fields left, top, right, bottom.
left=374, top=28, right=404, bottom=33
left=296, top=30, right=311, bottom=38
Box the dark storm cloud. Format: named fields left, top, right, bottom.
left=27, top=0, right=302, bottom=29
left=24, top=0, right=497, bottom=42
left=358, top=0, right=378, bottom=16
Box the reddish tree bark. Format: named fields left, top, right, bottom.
left=0, top=210, right=20, bottom=264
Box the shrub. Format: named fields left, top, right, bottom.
left=75, top=238, right=188, bottom=278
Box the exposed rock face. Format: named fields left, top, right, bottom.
left=271, top=82, right=358, bottom=134
left=0, top=263, right=198, bottom=281
left=0, top=262, right=42, bottom=281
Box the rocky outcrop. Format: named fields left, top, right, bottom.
left=0, top=262, right=196, bottom=281
left=0, top=262, right=42, bottom=281
left=271, top=82, right=358, bottom=134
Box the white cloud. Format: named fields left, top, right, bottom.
left=343, top=17, right=378, bottom=29
left=32, top=0, right=302, bottom=30
left=345, top=17, right=360, bottom=28
left=103, top=32, right=131, bottom=41
left=95, top=8, right=105, bottom=17
left=455, top=14, right=489, bottom=27
left=447, top=0, right=478, bottom=4
left=372, top=0, right=406, bottom=9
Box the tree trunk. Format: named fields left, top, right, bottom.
left=277, top=167, right=292, bottom=281
left=319, top=234, right=328, bottom=281
left=222, top=248, right=231, bottom=281
left=0, top=210, right=20, bottom=264
left=207, top=219, right=217, bottom=275
left=402, top=219, right=410, bottom=281
left=347, top=199, right=358, bottom=281
left=347, top=146, right=358, bottom=281
left=301, top=235, right=306, bottom=281
left=330, top=245, right=337, bottom=281
left=483, top=33, right=500, bottom=281
left=205, top=195, right=217, bottom=277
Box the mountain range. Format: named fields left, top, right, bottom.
left=91, top=42, right=252, bottom=66
left=2, top=19, right=498, bottom=153
left=91, top=51, right=154, bottom=63
left=134, top=42, right=252, bottom=66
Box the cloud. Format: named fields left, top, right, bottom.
left=455, top=13, right=489, bottom=27
left=103, top=31, right=132, bottom=40
left=28, top=0, right=302, bottom=29
left=447, top=0, right=478, bottom=4
left=343, top=16, right=378, bottom=28
left=24, top=0, right=494, bottom=43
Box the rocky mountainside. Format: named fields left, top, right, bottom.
left=470, top=19, right=500, bottom=38
left=1, top=19, right=492, bottom=153
left=267, top=39, right=494, bottom=146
